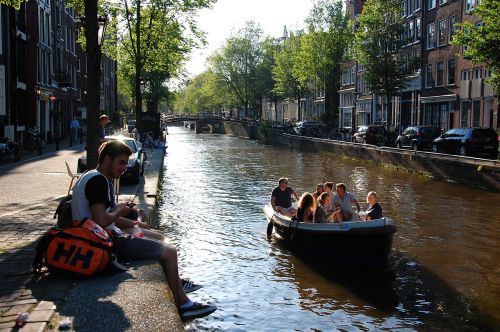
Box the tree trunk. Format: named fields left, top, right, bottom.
left=85, top=0, right=103, bottom=170
left=297, top=89, right=301, bottom=121
left=134, top=1, right=142, bottom=133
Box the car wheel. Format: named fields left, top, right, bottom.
left=412, top=142, right=419, bottom=151
left=396, top=141, right=402, bottom=149
left=362, top=137, right=367, bottom=144
left=459, top=146, right=467, bottom=156
left=432, top=144, right=439, bottom=153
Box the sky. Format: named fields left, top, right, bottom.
left=186, top=0, right=314, bottom=77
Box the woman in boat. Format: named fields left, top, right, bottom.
left=296, top=192, right=316, bottom=223
left=314, top=192, right=334, bottom=223
left=312, top=183, right=324, bottom=201
left=360, top=191, right=383, bottom=221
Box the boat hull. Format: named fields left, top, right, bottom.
left=264, top=205, right=396, bottom=268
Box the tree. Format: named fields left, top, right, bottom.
left=354, top=0, right=413, bottom=128
left=452, top=0, right=500, bottom=97
left=112, top=0, right=214, bottom=131
left=297, top=0, right=351, bottom=127
left=209, top=21, right=264, bottom=118
left=273, top=31, right=304, bottom=120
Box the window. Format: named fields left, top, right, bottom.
left=407, top=0, right=413, bottom=13
left=416, top=18, right=421, bottom=40
left=401, top=1, right=407, bottom=17
left=448, top=16, right=457, bottom=43
left=461, top=69, right=469, bottom=81
left=438, top=0, right=447, bottom=4
left=427, top=23, right=436, bottom=49
left=401, top=53, right=407, bottom=70
left=426, top=64, right=434, bottom=88
left=407, top=51, right=413, bottom=71
left=472, top=101, right=480, bottom=127
left=351, top=66, right=356, bottom=84
left=415, top=0, right=421, bottom=10
left=473, top=67, right=482, bottom=79
left=436, top=61, right=445, bottom=86
left=438, top=19, right=446, bottom=46
left=447, top=59, right=456, bottom=85
left=408, top=21, right=415, bottom=43
left=428, top=0, right=436, bottom=10
left=465, top=0, right=474, bottom=12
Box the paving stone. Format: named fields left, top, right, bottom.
left=0, top=299, right=37, bottom=309
left=19, top=322, right=46, bottom=332
left=33, top=301, right=55, bottom=311
left=26, top=310, right=53, bottom=323
left=0, top=321, right=15, bottom=329
left=3, top=304, right=34, bottom=316
left=0, top=314, right=17, bottom=323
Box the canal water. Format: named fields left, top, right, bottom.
left=157, top=126, right=500, bottom=331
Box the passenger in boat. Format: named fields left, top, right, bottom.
left=312, top=183, right=324, bottom=201
left=331, top=183, right=360, bottom=222
left=323, top=182, right=335, bottom=212
left=271, top=177, right=300, bottom=217
left=314, top=192, right=334, bottom=223
left=360, top=191, right=382, bottom=221
left=296, top=192, right=315, bottom=223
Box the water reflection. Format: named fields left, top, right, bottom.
left=159, top=126, right=500, bottom=331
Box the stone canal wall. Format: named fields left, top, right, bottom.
left=264, top=131, right=500, bottom=192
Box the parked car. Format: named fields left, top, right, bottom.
left=105, top=135, right=146, bottom=183
left=395, top=126, right=441, bottom=151
left=352, top=125, right=389, bottom=146
left=431, top=127, right=499, bottom=159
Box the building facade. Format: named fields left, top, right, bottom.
left=0, top=2, right=117, bottom=146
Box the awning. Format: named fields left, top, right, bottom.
left=420, top=94, right=457, bottom=103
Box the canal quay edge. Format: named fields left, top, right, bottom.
left=199, top=121, right=499, bottom=192
left=0, top=147, right=185, bottom=331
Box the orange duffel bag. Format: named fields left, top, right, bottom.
left=33, top=218, right=116, bottom=277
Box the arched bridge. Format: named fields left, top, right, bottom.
left=163, top=114, right=225, bottom=134
left=163, top=114, right=257, bottom=134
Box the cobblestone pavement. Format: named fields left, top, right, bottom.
left=0, top=201, right=74, bottom=331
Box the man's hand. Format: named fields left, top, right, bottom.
left=137, top=221, right=151, bottom=229
left=115, top=203, right=132, bottom=217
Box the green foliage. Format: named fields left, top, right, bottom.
left=0, top=0, right=25, bottom=9
left=452, top=0, right=500, bottom=97
left=209, top=21, right=266, bottom=116
left=113, top=0, right=215, bottom=113
left=354, top=0, right=411, bottom=100
left=299, top=0, right=351, bottom=87
left=174, top=70, right=236, bottom=114
left=273, top=32, right=303, bottom=98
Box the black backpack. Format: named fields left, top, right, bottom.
left=53, top=194, right=74, bottom=229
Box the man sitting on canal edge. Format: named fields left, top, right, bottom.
left=271, top=177, right=299, bottom=217
left=71, top=140, right=216, bottom=320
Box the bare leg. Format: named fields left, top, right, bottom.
left=159, top=246, right=190, bottom=307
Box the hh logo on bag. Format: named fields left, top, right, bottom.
left=52, top=241, right=96, bottom=269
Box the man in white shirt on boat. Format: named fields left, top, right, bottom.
left=271, top=177, right=299, bottom=217
left=332, top=183, right=360, bottom=222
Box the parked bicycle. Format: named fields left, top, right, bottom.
left=0, top=137, right=22, bottom=163
left=26, top=127, right=44, bottom=154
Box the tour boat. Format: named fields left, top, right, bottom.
left=263, top=205, right=397, bottom=268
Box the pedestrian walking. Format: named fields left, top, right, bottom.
left=70, top=118, right=80, bottom=143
